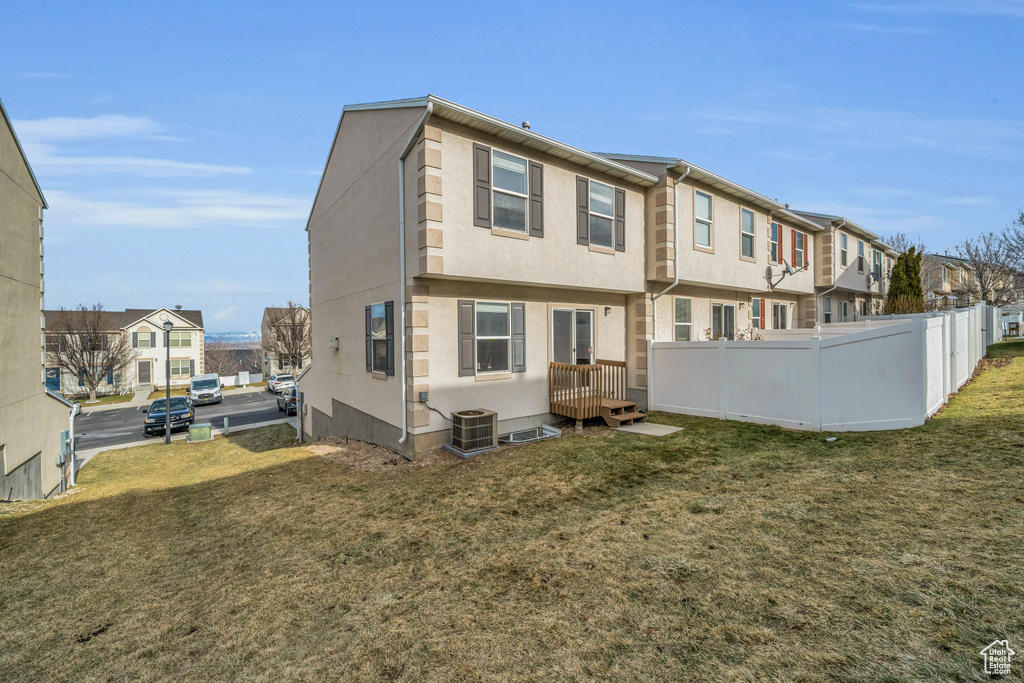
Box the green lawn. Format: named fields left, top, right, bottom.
left=74, top=393, right=133, bottom=406
left=2, top=341, right=1023, bottom=681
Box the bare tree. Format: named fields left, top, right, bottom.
left=1003, top=209, right=1024, bottom=272
left=204, top=341, right=241, bottom=376
left=955, top=231, right=1022, bottom=306
left=262, top=302, right=311, bottom=372
left=47, top=305, right=138, bottom=402
left=884, top=232, right=926, bottom=255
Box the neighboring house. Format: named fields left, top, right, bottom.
left=44, top=308, right=204, bottom=394
left=261, top=306, right=311, bottom=376
left=921, top=253, right=975, bottom=309
left=791, top=211, right=897, bottom=320
left=0, top=97, right=76, bottom=499
left=301, top=95, right=902, bottom=456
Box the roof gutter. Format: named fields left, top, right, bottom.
left=397, top=102, right=434, bottom=446
left=651, top=165, right=691, bottom=342
left=815, top=219, right=845, bottom=323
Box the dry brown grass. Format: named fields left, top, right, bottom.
left=2, top=341, right=1024, bottom=681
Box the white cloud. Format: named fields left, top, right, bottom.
left=848, top=1, right=1024, bottom=17
left=212, top=306, right=237, bottom=321
left=22, top=143, right=251, bottom=177
left=44, top=189, right=308, bottom=230
left=839, top=22, right=936, bottom=34
left=13, top=114, right=163, bottom=141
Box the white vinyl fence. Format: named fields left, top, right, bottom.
left=648, top=304, right=1001, bottom=432
left=219, top=373, right=264, bottom=387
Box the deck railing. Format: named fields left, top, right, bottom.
left=548, top=359, right=627, bottom=420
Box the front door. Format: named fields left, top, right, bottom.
left=138, top=360, right=151, bottom=384
left=552, top=309, right=595, bottom=365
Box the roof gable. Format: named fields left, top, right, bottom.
left=0, top=97, right=47, bottom=208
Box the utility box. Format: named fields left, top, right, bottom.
left=188, top=423, right=213, bottom=443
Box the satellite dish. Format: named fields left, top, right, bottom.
left=764, top=266, right=773, bottom=286
left=782, top=258, right=795, bottom=276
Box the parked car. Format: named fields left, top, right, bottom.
left=277, top=387, right=297, bottom=415
left=144, top=397, right=194, bottom=436
left=267, top=374, right=295, bottom=393
left=189, top=373, right=223, bottom=405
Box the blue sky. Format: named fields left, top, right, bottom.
left=2, top=0, right=1022, bottom=332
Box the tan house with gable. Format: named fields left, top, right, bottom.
left=301, top=95, right=902, bottom=457
left=1, top=97, right=76, bottom=499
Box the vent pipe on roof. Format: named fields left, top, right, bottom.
left=521, top=121, right=530, bottom=130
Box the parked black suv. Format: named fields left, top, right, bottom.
left=144, top=397, right=195, bottom=436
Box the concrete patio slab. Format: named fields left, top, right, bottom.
left=614, top=422, right=683, bottom=437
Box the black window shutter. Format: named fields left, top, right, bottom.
left=511, top=302, right=526, bottom=373
left=473, top=143, right=492, bottom=228
left=528, top=162, right=543, bottom=238
left=364, top=305, right=371, bottom=372
left=189, top=359, right=195, bottom=376
left=458, top=300, right=475, bottom=376
left=576, top=176, right=589, bottom=245
left=384, top=301, right=395, bottom=376
left=614, top=188, right=626, bottom=252
left=132, top=332, right=138, bottom=348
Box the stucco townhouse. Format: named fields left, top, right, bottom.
left=261, top=306, right=311, bottom=376
left=44, top=307, right=205, bottom=396
left=791, top=211, right=897, bottom=320
left=301, top=95, right=899, bottom=456
left=921, top=253, right=975, bottom=309
left=1, top=97, right=77, bottom=499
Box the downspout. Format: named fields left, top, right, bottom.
left=651, top=165, right=691, bottom=342
left=68, top=402, right=80, bottom=488
left=815, top=219, right=844, bottom=323
left=397, top=102, right=434, bottom=446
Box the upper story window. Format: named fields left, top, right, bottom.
left=840, top=232, right=848, bottom=267
left=588, top=180, right=615, bottom=249
left=492, top=150, right=529, bottom=233
left=674, top=297, right=692, bottom=341
left=740, top=208, right=755, bottom=260
left=872, top=250, right=882, bottom=279
left=474, top=144, right=543, bottom=238
left=770, top=222, right=781, bottom=263
left=136, top=331, right=153, bottom=348
left=169, top=331, right=191, bottom=347
left=695, top=190, right=713, bottom=249
left=858, top=240, right=865, bottom=273
left=793, top=231, right=807, bottom=268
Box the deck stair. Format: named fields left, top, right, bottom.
left=600, top=398, right=646, bottom=428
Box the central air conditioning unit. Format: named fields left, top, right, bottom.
left=449, top=409, right=498, bottom=454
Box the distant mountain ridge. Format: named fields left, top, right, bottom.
left=205, top=331, right=261, bottom=347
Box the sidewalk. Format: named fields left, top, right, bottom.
left=79, top=384, right=266, bottom=414
left=74, top=415, right=298, bottom=471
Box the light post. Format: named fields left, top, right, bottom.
left=163, top=319, right=173, bottom=445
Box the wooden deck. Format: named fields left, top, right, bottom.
left=549, top=359, right=642, bottom=426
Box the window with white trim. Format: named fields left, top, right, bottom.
left=752, top=297, right=765, bottom=329
left=794, top=231, right=806, bottom=268
left=588, top=180, right=615, bottom=248
left=137, top=331, right=153, bottom=348
left=476, top=301, right=510, bottom=373
left=840, top=233, right=848, bottom=267
left=770, top=222, right=780, bottom=263
left=695, top=190, right=713, bottom=248
left=674, top=297, right=692, bottom=341
left=858, top=240, right=865, bottom=273
left=370, top=303, right=388, bottom=373
left=169, top=331, right=191, bottom=347
left=492, top=150, right=529, bottom=232
left=170, top=359, right=191, bottom=376
left=873, top=250, right=882, bottom=280
left=740, top=208, right=755, bottom=259
left=823, top=296, right=832, bottom=323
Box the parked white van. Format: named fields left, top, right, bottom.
left=189, top=373, right=223, bottom=405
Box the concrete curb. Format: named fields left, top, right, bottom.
left=79, top=384, right=267, bottom=414
left=75, top=417, right=298, bottom=470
